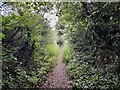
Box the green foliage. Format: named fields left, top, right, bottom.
left=0, top=33, right=5, bottom=40
left=2, top=2, right=120, bottom=89
left=28, top=76, right=39, bottom=85
left=64, top=52, right=120, bottom=89
left=46, top=44, right=60, bottom=57
left=59, top=2, right=120, bottom=89
left=2, top=2, right=59, bottom=89
left=62, top=44, right=72, bottom=63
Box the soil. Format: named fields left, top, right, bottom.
left=40, top=52, right=73, bottom=88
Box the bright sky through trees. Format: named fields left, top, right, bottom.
left=44, top=4, right=58, bottom=31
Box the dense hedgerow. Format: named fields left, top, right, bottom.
left=1, top=2, right=59, bottom=89
left=60, top=2, right=120, bottom=89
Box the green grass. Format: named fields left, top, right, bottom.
left=62, top=44, right=72, bottom=63
left=46, top=43, right=60, bottom=57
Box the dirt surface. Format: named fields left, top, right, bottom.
left=41, top=52, right=73, bottom=88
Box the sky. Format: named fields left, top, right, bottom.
left=44, top=5, right=59, bottom=31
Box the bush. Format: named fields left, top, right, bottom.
left=2, top=3, right=60, bottom=88
left=62, top=44, right=72, bottom=63
left=63, top=50, right=120, bottom=89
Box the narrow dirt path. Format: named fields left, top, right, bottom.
left=41, top=52, right=73, bottom=88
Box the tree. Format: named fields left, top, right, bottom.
left=2, top=2, right=59, bottom=88
left=59, top=2, right=120, bottom=89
